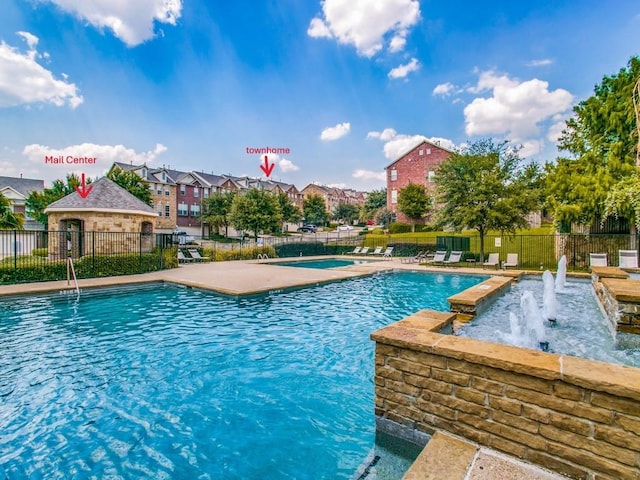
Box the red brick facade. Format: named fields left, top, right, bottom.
left=385, top=140, right=453, bottom=223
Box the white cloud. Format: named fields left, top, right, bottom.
left=368, top=128, right=456, bottom=160
left=547, top=114, right=568, bottom=143
left=519, top=139, right=545, bottom=157
left=320, top=122, right=351, bottom=141
left=526, top=58, right=553, bottom=67
left=352, top=169, right=385, bottom=181
left=257, top=154, right=300, bottom=173
left=367, top=128, right=397, bottom=141
left=326, top=182, right=347, bottom=189
left=463, top=70, right=574, bottom=142
left=0, top=32, right=83, bottom=108
left=388, top=57, right=419, bottom=79
left=433, top=82, right=455, bottom=96
left=43, top=0, right=183, bottom=47
left=20, top=142, right=167, bottom=185
left=307, top=0, right=420, bottom=57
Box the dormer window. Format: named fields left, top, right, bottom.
left=141, top=168, right=147, bottom=178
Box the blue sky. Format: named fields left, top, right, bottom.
left=0, top=0, right=639, bottom=190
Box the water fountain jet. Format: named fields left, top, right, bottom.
left=555, top=255, right=567, bottom=292
left=542, top=270, right=558, bottom=324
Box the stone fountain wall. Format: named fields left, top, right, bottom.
left=371, top=310, right=640, bottom=479
left=591, top=267, right=640, bottom=335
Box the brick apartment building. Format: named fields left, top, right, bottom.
left=385, top=139, right=453, bottom=223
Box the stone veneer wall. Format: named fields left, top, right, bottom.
left=48, top=211, right=155, bottom=258
left=372, top=311, right=640, bottom=480
left=591, top=269, right=640, bottom=335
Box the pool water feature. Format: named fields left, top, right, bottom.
left=270, top=258, right=372, bottom=269
left=0, top=272, right=486, bottom=479
left=456, top=276, right=640, bottom=367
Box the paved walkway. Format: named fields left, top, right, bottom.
left=0, top=257, right=569, bottom=479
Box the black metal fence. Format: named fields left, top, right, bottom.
left=215, top=231, right=639, bottom=271
left=0, top=230, right=176, bottom=285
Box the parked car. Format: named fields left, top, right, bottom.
left=337, top=225, right=353, bottom=231
left=297, top=224, right=317, bottom=233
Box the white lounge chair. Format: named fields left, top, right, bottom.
left=426, top=250, right=447, bottom=264
left=503, top=253, right=519, bottom=269
left=482, top=253, right=499, bottom=269
left=381, top=247, right=394, bottom=259
left=589, top=253, right=608, bottom=267
left=442, top=250, right=463, bottom=265
left=359, top=246, right=370, bottom=255
left=178, top=250, right=194, bottom=263
left=402, top=250, right=426, bottom=263
left=619, top=250, right=638, bottom=268
left=369, top=246, right=383, bottom=255
left=347, top=246, right=362, bottom=255
left=188, top=248, right=210, bottom=262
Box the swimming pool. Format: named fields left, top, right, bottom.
left=0, top=272, right=486, bottom=479
left=270, top=258, right=372, bottom=269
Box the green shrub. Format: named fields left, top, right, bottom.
left=32, top=248, right=48, bottom=257
left=388, top=222, right=412, bottom=234
left=214, top=245, right=277, bottom=261
left=387, top=242, right=438, bottom=257
left=369, top=228, right=385, bottom=235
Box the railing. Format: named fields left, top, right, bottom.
left=66, top=257, right=80, bottom=299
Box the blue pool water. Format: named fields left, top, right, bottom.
left=0, top=272, right=486, bottom=479
left=270, top=258, right=371, bottom=269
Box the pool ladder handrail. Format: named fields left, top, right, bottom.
left=257, top=253, right=269, bottom=263
left=67, top=257, right=80, bottom=299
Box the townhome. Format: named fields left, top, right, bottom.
left=0, top=175, right=45, bottom=230
left=385, top=139, right=453, bottom=223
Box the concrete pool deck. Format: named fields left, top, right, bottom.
left=0, top=257, right=599, bottom=479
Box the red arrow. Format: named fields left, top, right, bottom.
left=75, top=173, right=93, bottom=199
left=260, top=155, right=275, bottom=177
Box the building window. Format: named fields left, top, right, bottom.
left=180, top=184, right=186, bottom=195
left=165, top=205, right=170, bottom=217
left=157, top=202, right=162, bottom=216
left=428, top=170, right=436, bottom=183
left=390, top=169, right=397, bottom=181
left=178, top=203, right=188, bottom=216
left=203, top=188, right=209, bottom=198
left=156, top=185, right=162, bottom=195
left=391, top=189, right=398, bottom=204
left=165, top=186, right=170, bottom=196
left=426, top=148, right=431, bottom=155
left=162, top=172, right=166, bottom=181
left=194, top=186, right=199, bottom=198
left=190, top=204, right=200, bottom=217
left=141, top=168, right=147, bottom=178
left=419, top=149, right=424, bottom=155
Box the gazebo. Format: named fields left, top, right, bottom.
left=44, top=177, right=157, bottom=259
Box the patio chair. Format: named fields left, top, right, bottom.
left=503, top=253, right=519, bottom=269
left=359, top=246, right=370, bottom=255
left=619, top=250, right=638, bottom=268
left=482, top=253, right=500, bottom=269
left=188, top=248, right=210, bottom=262
left=381, top=247, right=394, bottom=259
left=369, top=246, right=383, bottom=255
left=346, top=246, right=362, bottom=255
left=426, top=250, right=448, bottom=264
left=401, top=250, right=425, bottom=264
left=442, top=250, right=463, bottom=265
left=589, top=253, right=608, bottom=267
left=178, top=249, right=194, bottom=263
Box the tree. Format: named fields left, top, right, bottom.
left=375, top=207, right=394, bottom=228
left=303, top=194, right=328, bottom=225
left=26, top=173, right=86, bottom=226
left=107, top=168, right=152, bottom=205
left=397, top=183, right=432, bottom=232
left=275, top=192, right=302, bottom=232
left=0, top=193, right=24, bottom=230
left=361, top=189, right=386, bottom=221
left=435, top=139, right=543, bottom=262
left=333, top=202, right=359, bottom=225
left=230, top=189, right=282, bottom=240
left=603, top=169, right=640, bottom=232
left=203, top=190, right=236, bottom=236
left=546, top=56, right=640, bottom=230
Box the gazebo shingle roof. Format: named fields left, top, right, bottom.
left=45, top=177, right=155, bottom=215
